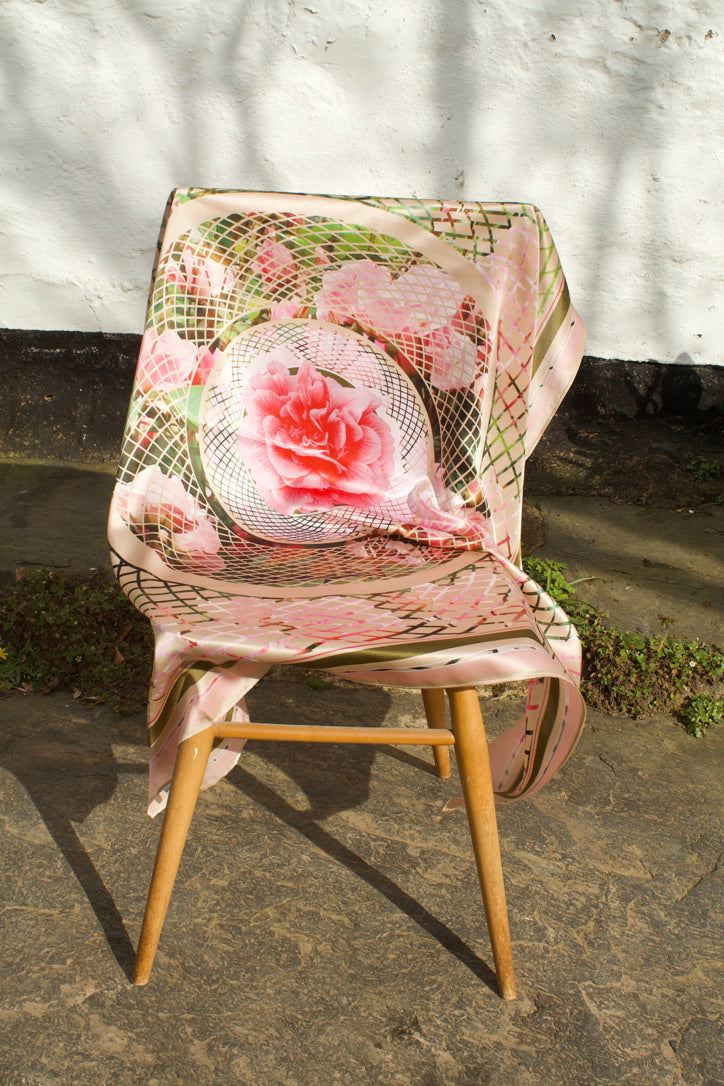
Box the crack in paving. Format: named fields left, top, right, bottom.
left=676, top=852, right=722, bottom=903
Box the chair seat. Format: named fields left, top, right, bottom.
left=110, top=528, right=584, bottom=816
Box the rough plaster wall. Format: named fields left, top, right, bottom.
left=0, top=0, right=722, bottom=364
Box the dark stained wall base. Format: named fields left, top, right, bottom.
left=0, top=329, right=721, bottom=461
left=0, top=329, right=141, bottom=461
left=565, top=356, right=722, bottom=420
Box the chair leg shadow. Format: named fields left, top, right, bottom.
left=31, top=796, right=137, bottom=981
left=1, top=718, right=143, bottom=983
left=229, top=763, right=499, bottom=994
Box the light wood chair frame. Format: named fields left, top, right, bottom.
left=133, top=684, right=516, bottom=1000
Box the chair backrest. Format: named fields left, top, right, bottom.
left=115, top=192, right=584, bottom=583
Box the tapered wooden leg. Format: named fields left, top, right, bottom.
left=133, top=726, right=216, bottom=986
left=447, top=687, right=516, bottom=1000
left=421, top=688, right=451, bottom=779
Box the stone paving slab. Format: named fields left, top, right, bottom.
left=534, top=496, right=723, bottom=645
left=0, top=686, right=722, bottom=1085
left=0, top=460, right=115, bottom=587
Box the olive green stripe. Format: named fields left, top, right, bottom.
left=148, top=660, right=238, bottom=747
left=306, top=629, right=543, bottom=671
left=525, top=677, right=562, bottom=785
left=532, top=284, right=571, bottom=377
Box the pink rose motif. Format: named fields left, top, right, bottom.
left=314, top=260, right=411, bottom=335
left=453, top=296, right=490, bottom=341
left=132, top=412, right=159, bottom=449
left=345, top=538, right=427, bottom=566
left=135, top=330, right=221, bottom=394
left=398, top=325, right=483, bottom=391
left=166, top=243, right=238, bottom=299
left=237, top=355, right=396, bottom=514
left=194, top=346, right=223, bottom=385
left=135, top=330, right=199, bottom=394
left=115, top=465, right=224, bottom=572
left=313, top=260, right=470, bottom=339
left=424, top=326, right=480, bottom=389
left=269, top=294, right=307, bottom=320
left=474, top=220, right=535, bottom=292
left=252, top=230, right=298, bottom=289
left=390, top=265, right=469, bottom=329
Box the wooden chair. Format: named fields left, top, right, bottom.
left=108, top=191, right=587, bottom=999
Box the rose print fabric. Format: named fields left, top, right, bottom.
left=108, top=191, right=587, bottom=816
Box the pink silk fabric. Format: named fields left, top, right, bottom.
left=107, top=191, right=587, bottom=816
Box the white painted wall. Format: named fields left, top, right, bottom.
left=1, top=0, right=722, bottom=364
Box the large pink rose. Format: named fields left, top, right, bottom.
left=115, top=465, right=224, bottom=572
left=237, top=356, right=395, bottom=514
left=166, top=244, right=238, bottom=299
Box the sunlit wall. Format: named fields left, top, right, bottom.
left=1, top=0, right=721, bottom=364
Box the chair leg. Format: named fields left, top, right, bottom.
left=133, top=725, right=216, bottom=986
left=421, top=688, right=451, bottom=779
left=447, top=687, right=516, bottom=1000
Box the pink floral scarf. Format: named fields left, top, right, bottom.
left=108, top=192, right=587, bottom=815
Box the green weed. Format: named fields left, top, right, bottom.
left=0, top=569, right=153, bottom=713
left=680, top=695, right=724, bottom=738
left=0, top=645, right=23, bottom=690
left=521, top=557, right=575, bottom=601
left=686, top=455, right=720, bottom=483
left=524, top=556, right=723, bottom=727
left=305, top=675, right=335, bottom=691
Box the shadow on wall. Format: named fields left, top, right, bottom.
left=0, top=1, right=279, bottom=330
